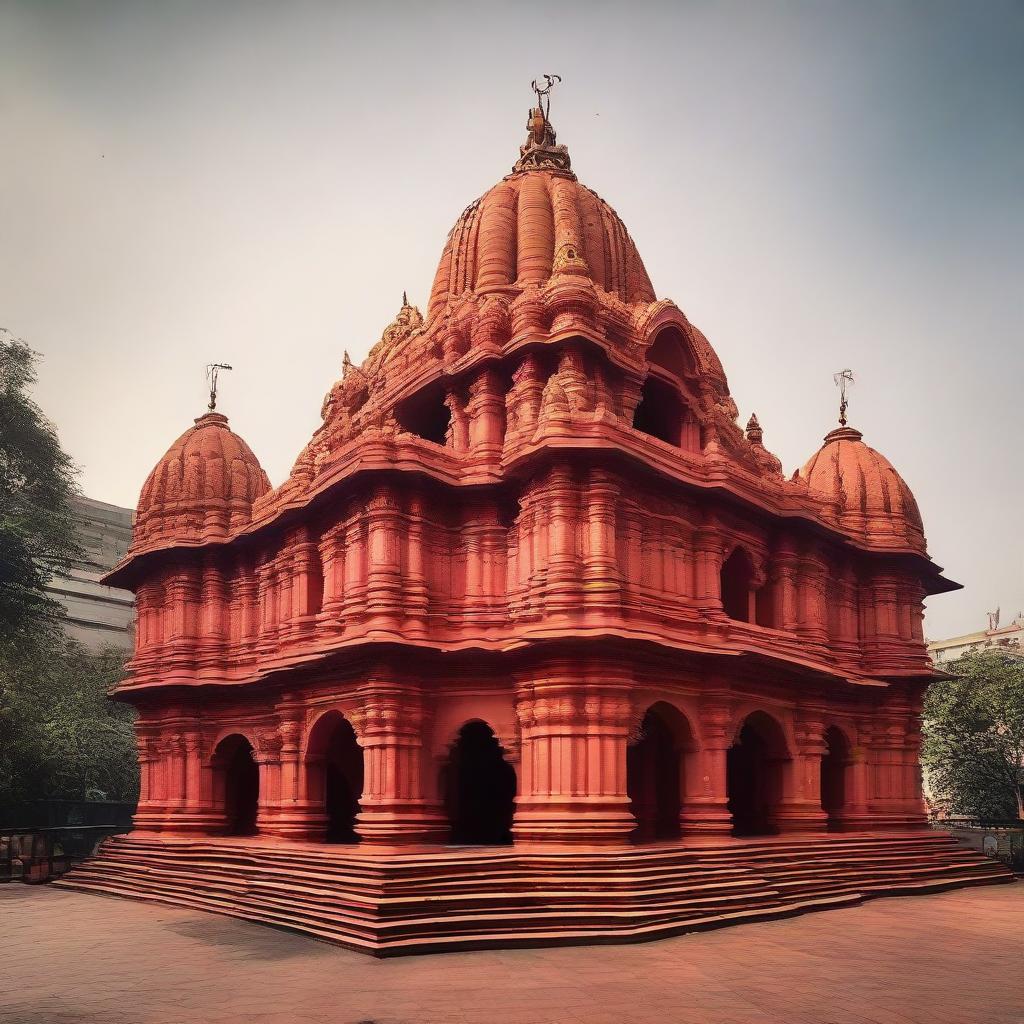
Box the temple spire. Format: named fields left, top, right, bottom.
left=833, top=368, right=854, bottom=426
left=514, top=74, right=573, bottom=175
left=205, top=362, right=232, bottom=412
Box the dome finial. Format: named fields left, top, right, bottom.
left=514, top=75, right=573, bottom=175
left=205, top=361, right=232, bottom=412
left=833, top=368, right=854, bottom=426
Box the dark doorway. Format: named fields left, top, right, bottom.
left=306, top=712, right=364, bottom=844
left=727, top=713, right=786, bottom=836
left=443, top=721, right=516, bottom=845
left=720, top=548, right=754, bottom=622
left=821, top=726, right=849, bottom=829
left=632, top=375, right=684, bottom=447
left=217, top=736, right=259, bottom=836
left=627, top=707, right=683, bottom=842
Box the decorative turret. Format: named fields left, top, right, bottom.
left=131, top=409, right=270, bottom=552
left=800, top=386, right=926, bottom=553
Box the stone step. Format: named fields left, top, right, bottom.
left=56, top=831, right=1014, bottom=955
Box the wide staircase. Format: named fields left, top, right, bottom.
left=55, top=831, right=1013, bottom=956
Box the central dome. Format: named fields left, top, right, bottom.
left=427, top=109, right=655, bottom=321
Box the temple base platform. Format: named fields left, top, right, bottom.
left=54, top=830, right=1013, bottom=957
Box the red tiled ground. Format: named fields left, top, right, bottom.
left=2, top=883, right=1021, bottom=1024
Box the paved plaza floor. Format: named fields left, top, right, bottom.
left=2, top=883, right=1021, bottom=1024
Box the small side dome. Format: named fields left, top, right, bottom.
left=133, top=412, right=271, bottom=550
left=800, top=425, right=926, bottom=553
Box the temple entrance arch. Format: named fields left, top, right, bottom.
left=442, top=720, right=516, bottom=845
left=727, top=711, right=789, bottom=836
left=821, top=726, right=851, bottom=829
left=212, top=734, right=259, bottom=836
left=627, top=702, right=693, bottom=842
left=305, top=711, right=364, bottom=843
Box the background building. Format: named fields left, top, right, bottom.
left=928, top=611, right=1024, bottom=664
left=45, top=496, right=135, bottom=652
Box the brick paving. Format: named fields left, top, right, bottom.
left=1, top=883, right=1021, bottom=1024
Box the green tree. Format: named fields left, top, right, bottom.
left=922, top=650, right=1024, bottom=820
left=0, top=330, right=137, bottom=824
left=0, top=329, right=80, bottom=652
left=0, top=637, right=138, bottom=824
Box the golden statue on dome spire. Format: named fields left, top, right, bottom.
left=515, top=74, right=573, bottom=175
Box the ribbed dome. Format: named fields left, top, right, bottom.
left=800, top=426, right=926, bottom=553
left=133, top=412, right=271, bottom=550
left=427, top=117, right=655, bottom=320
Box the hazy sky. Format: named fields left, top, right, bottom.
left=2, top=1, right=1022, bottom=640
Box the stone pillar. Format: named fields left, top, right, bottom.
left=402, top=493, right=430, bottom=635
left=256, top=712, right=327, bottom=841
left=866, top=701, right=929, bottom=830
left=772, top=539, right=800, bottom=632
left=582, top=468, right=621, bottom=612
left=679, top=699, right=734, bottom=837
left=253, top=729, right=284, bottom=836
left=544, top=464, right=582, bottom=614
left=513, top=661, right=635, bottom=845
left=353, top=674, right=447, bottom=845
left=693, top=520, right=723, bottom=614
left=365, top=486, right=403, bottom=630
left=774, top=712, right=829, bottom=833
left=466, top=368, right=505, bottom=460
left=132, top=728, right=164, bottom=832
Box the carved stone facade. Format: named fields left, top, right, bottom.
left=75, top=92, right=1003, bottom=954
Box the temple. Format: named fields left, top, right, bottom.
left=60, top=83, right=1011, bottom=953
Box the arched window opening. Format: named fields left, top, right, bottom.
left=305, top=712, right=364, bottom=844
left=821, top=726, right=850, bottom=830
left=647, top=325, right=696, bottom=382
left=627, top=703, right=691, bottom=842
left=727, top=712, right=788, bottom=837
left=721, top=547, right=755, bottom=622
left=633, top=375, right=684, bottom=448
left=212, top=735, right=259, bottom=837
left=395, top=384, right=451, bottom=446
left=442, top=721, right=516, bottom=845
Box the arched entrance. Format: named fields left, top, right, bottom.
left=627, top=703, right=691, bottom=842
left=212, top=734, right=259, bottom=836
left=442, top=721, right=516, bottom=845
left=821, top=726, right=850, bottom=830
left=305, top=712, right=364, bottom=843
left=727, top=712, right=788, bottom=836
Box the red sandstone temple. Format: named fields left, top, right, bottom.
left=62, top=85, right=1010, bottom=952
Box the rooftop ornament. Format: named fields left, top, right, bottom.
left=514, top=74, right=573, bottom=175
left=205, top=362, right=232, bottom=412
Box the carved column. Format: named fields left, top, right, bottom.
left=132, top=727, right=164, bottom=832
left=774, top=712, right=830, bottom=833
left=544, top=464, right=582, bottom=614
left=353, top=674, right=447, bottom=845
left=290, top=527, right=322, bottom=639
left=402, top=493, right=430, bottom=635
left=772, top=539, right=800, bottom=633
left=466, top=368, right=505, bottom=460
left=317, top=525, right=346, bottom=631
left=582, top=467, right=621, bottom=612
left=693, top=519, right=723, bottom=614
left=365, top=486, right=403, bottom=630
left=513, top=661, right=635, bottom=845
left=256, top=710, right=321, bottom=840
left=253, top=728, right=284, bottom=836
left=680, top=698, right=734, bottom=837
